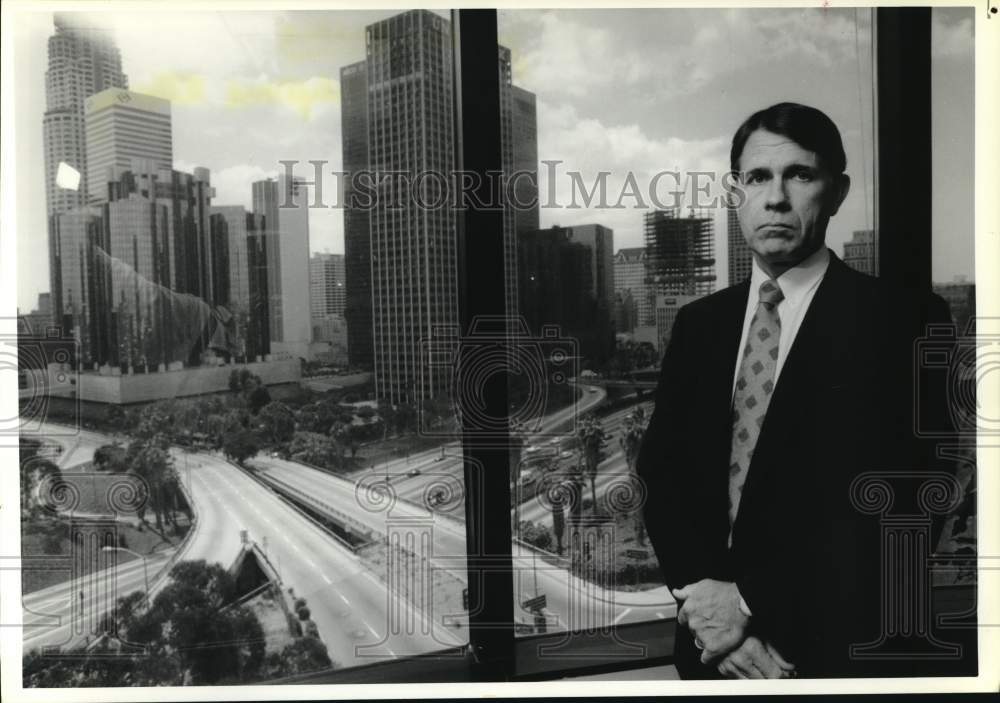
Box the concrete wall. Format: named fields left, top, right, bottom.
left=27, top=359, right=301, bottom=405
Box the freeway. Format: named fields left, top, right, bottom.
left=175, top=451, right=465, bottom=665
left=22, top=549, right=177, bottom=652
left=252, top=451, right=676, bottom=634
left=24, top=422, right=465, bottom=667
left=366, top=384, right=611, bottom=506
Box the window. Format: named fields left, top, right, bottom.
left=12, top=4, right=980, bottom=691
left=497, top=3, right=877, bottom=649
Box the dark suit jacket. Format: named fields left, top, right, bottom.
left=637, top=252, right=954, bottom=679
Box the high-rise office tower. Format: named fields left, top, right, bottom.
left=43, top=13, right=128, bottom=218
left=521, top=225, right=615, bottom=364
left=210, top=205, right=256, bottom=360
left=246, top=213, right=271, bottom=362
left=498, top=46, right=518, bottom=319
left=310, top=253, right=346, bottom=319
left=842, top=229, right=879, bottom=277
left=644, top=208, right=716, bottom=298
left=614, top=247, right=652, bottom=326
left=511, top=85, right=539, bottom=239
left=342, top=11, right=537, bottom=401
left=84, top=88, right=172, bottom=204
left=563, top=224, right=615, bottom=318
left=50, top=206, right=103, bottom=364
left=52, top=160, right=224, bottom=371
left=364, top=10, right=457, bottom=403
left=655, top=293, right=701, bottom=353
left=340, top=60, right=373, bottom=370
left=518, top=227, right=595, bottom=353
left=252, top=174, right=312, bottom=361
left=727, top=206, right=752, bottom=285
left=105, top=162, right=218, bottom=369
left=209, top=206, right=251, bottom=313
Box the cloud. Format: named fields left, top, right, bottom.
left=225, top=76, right=340, bottom=122
left=134, top=71, right=208, bottom=106
left=504, top=12, right=650, bottom=99
left=932, top=12, right=973, bottom=59
left=536, top=100, right=730, bottom=249
left=503, top=8, right=872, bottom=104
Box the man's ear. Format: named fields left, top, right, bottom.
left=827, top=173, right=851, bottom=216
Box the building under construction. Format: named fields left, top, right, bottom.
left=643, top=208, right=716, bottom=298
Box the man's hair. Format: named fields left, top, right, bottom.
left=730, top=102, right=847, bottom=175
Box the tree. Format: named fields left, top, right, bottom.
left=619, top=406, right=648, bottom=545
left=132, top=401, right=177, bottom=445
left=258, top=401, right=296, bottom=445
left=222, top=428, right=261, bottom=466
left=620, top=407, right=647, bottom=472
left=576, top=415, right=608, bottom=513
left=127, top=440, right=179, bottom=532
left=23, top=558, right=266, bottom=687
left=93, top=443, right=127, bottom=472
left=103, top=404, right=127, bottom=431
left=552, top=488, right=567, bottom=555
left=20, top=456, right=61, bottom=519
left=126, top=560, right=264, bottom=684
left=248, top=385, right=272, bottom=414
left=228, top=368, right=257, bottom=393
left=266, top=637, right=333, bottom=678
left=288, top=431, right=341, bottom=470
left=518, top=520, right=553, bottom=551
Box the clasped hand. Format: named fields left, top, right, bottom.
left=672, top=579, right=795, bottom=678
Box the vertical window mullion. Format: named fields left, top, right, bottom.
left=451, top=8, right=516, bottom=677
left=875, top=8, right=932, bottom=292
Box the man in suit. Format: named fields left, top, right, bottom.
left=637, top=102, right=952, bottom=679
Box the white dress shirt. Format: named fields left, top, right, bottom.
left=731, top=246, right=831, bottom=399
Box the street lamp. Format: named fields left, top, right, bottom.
left=102, top=546, right=151, bottom=606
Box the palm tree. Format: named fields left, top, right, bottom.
left=620, top=406, right=648, bottom=473
left=619, top=406, right=649, bottom=545
left=129, top=441, right=179, bottom=532
left=576, top=415, right=607, bottom=513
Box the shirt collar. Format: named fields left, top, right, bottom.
left=749, top=246, right=830, bottom=308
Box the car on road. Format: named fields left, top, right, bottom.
left=407, top=468, right=421, bottom=477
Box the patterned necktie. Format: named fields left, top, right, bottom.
left=728, top=279, right=784, bottom=539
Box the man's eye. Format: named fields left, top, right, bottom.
left=791, top=171, right=814, bottom=182
left=744, top=173, right=766, bottom=185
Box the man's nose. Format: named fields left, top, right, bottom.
left=764, top=178, right=790, bottom=210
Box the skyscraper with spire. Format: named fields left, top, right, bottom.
left=42, top=12, right=128, bottom=217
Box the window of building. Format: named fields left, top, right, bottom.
left=14, top=5, right=978, bottom=690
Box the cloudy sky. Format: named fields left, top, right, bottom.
left=12, top=6, right=974, bottom=311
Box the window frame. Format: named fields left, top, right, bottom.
left=289, top=6, right=941, bottom=683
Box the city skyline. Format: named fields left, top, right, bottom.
left=14, top=8, right=974, bottom=313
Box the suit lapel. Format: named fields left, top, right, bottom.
left=707, top=280, right=751, bottom=461
left=748, top=254, right=853, bottom=469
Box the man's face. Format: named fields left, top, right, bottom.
left=735, top=128, right=850, bottom=272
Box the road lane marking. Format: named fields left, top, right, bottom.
left=614, top=607, right=632, bottom=624
left=656, top=611, right=665, bottom=619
